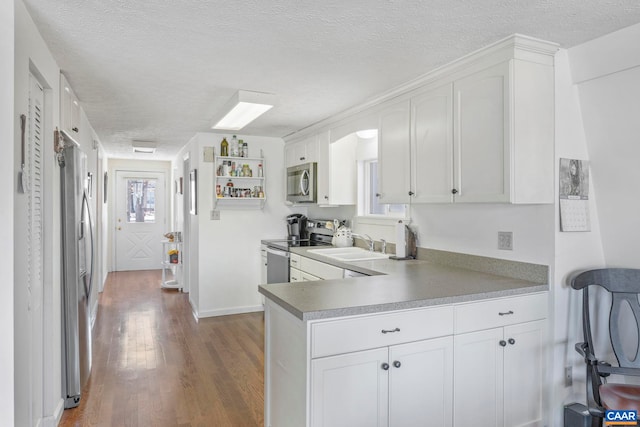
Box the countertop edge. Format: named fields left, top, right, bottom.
left=259, top=283, right=548, bottom=322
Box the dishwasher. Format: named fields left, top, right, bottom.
left=266, top=246, right=290, bottom=284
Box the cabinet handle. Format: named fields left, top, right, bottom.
left=393, top=361, right=401, bottom=368
left=324, top=195, right=329, bottom=200
left=72, top=127, right=79, bottom=133
left=508, top=338, right=516, bottom=345
left=499, top=340, right=507, bottom=347
left=381, top=363, right=389, bottom=371
left=299, top=157, right=306, bottom=161
left=381, top=328, right=400, bottom=334
left=498, top=310, right=514, bottom=316
left=408, top=191, right=414, bottom=196
left=375, top=193, right=381, bottom=197
left=451, top=188, right=458, bottom=194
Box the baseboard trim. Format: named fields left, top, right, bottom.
left=198, top=305, right=264, bottom=319
left=40, top=398, right=65, bottom=427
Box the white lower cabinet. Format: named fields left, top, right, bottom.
left=264, top=292, right=547, bottom=427
left=311, top=336, right=453, bottom=427
left=453, top=297, right=546, bottom=427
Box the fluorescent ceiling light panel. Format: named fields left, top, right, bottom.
left=132, top=140, right=156, bottom=154
left=212, top=90, right=277, bottom=130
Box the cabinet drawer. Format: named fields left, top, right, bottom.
left=311, top=306, right=453, bottom=358
left=454, top=292, right=547, bottom=334
left=290, top=267, right=302, bottom=283
left=290, top=253, right=301, bottom=269
left=302, top=271, right=321, bottom=281
left=300, top=256, right=343, bottom=280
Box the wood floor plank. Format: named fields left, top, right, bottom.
left=59, top=270, right=265, bottom=427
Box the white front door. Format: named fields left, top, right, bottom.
left=115, top=171, right=166, bottom=271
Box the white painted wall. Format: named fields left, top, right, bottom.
left=14, top=2, right=63, bottom=424
left=549, top=48, right=606, bottom=427
left=174, top=133, right=297, bottom=317
left=569, top=23, right=640, bottom=268
left=0, top=0, right=14, bottom=424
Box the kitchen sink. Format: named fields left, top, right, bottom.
left=307, top=247, right=389, bottom=262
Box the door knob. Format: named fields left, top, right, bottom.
left=499, top=340, right=507, bottom=347
left=393, top=361, right=401, bottom=368
left=381, top=363, right=389, bottom=371
left=508, top=338, right=516, bottom=345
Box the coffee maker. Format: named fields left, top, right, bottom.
left=286, top=213, right=308, bottom=243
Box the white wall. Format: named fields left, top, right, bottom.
left=569, top=23, right=640, bottom=268
left=174, top=133, right=296, bottom=317
left=14, top=2, right=63, bottom=424
left=0, top=0, right=14, bottom=424
left=550, top=48, right=606, bottom=427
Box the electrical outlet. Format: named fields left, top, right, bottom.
left=498, top=231, right=513, bottom=250
left=210, top=210, right=220, bottom=220
left=565, top=366, right=573, bottom=387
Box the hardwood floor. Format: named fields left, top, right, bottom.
left=60, top=270, right=264, bottom=427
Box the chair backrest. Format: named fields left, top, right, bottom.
left=571, top=268, right=640, bottom=369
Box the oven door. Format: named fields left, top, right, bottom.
left=266, top=247, right=290, bottom=284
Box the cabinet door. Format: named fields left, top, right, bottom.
left=453, top=62, right=511, bottom=203
left=378, top=100, right=411, bottom=204
left=389, top=336, right=453, bottom=427
left=410, top=84, right=454, bottom=203
left=311, top=348, right=389, bottom=427
left=453, top=328, right=504, bottom=427
left=316, top=131, right=332, bottom=204
left=503, top=320, right=545, bottom=427
left=285, top=140, right=305, bottom=167
left=60, top=73, right=81, bottom=140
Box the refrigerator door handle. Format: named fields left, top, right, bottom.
left=82, top=192, right=94, bottom=300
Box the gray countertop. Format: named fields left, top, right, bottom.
left=258, top=247, right=548, bottom=321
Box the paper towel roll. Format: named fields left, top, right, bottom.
left=395, top=221, right=406, bottom=258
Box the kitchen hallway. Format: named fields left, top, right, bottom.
left=60, top=270, right=264, bottom=427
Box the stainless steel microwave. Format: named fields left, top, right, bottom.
left=286, top=162, right=317, bottom=203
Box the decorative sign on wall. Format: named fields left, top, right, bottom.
left=559, top=158, right=590, bottom=232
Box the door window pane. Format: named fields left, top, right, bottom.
left=127, top=179, right=157, bottom=223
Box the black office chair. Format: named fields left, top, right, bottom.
left=571, top=268, right=640, bottom=426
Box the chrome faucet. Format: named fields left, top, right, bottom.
left=380, top=239, right=387, bottom=254
left=353, top=233, right=375, bottom=252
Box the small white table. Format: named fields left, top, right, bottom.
left=161, top=240, right=182, bottom=290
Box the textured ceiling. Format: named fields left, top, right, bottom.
left=23, top=0, right=640, bottom=160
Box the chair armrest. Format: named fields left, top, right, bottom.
left=599, top=365, right=640, bottom=377
left=575, top=342, right=598, bottom=363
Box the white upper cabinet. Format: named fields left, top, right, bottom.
left=410, top=83, right=455, bottom=203
left=60, top=73, right=81, bottom=142
left=377, top=100, right=411, bottom=204
left=284, top=35, right=557, bottom=205
left=453, top=61, right=510, bottom=203
left=285, top=135, right=319, bottom=168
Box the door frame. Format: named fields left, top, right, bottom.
left=111, top=168, right=169, bottom=271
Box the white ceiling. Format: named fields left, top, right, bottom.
left=23, top=0, right=640, bottom=160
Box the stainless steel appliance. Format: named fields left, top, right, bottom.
left=266, top=246, right=290, bottom=284
left=286, top=162, right=317, bottom=203
left=262, top=218, right=335, bottom=284
left=60, top=143, right=94, bottom=409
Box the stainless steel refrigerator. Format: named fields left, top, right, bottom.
left=60, top=143, right=94, bottom=409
